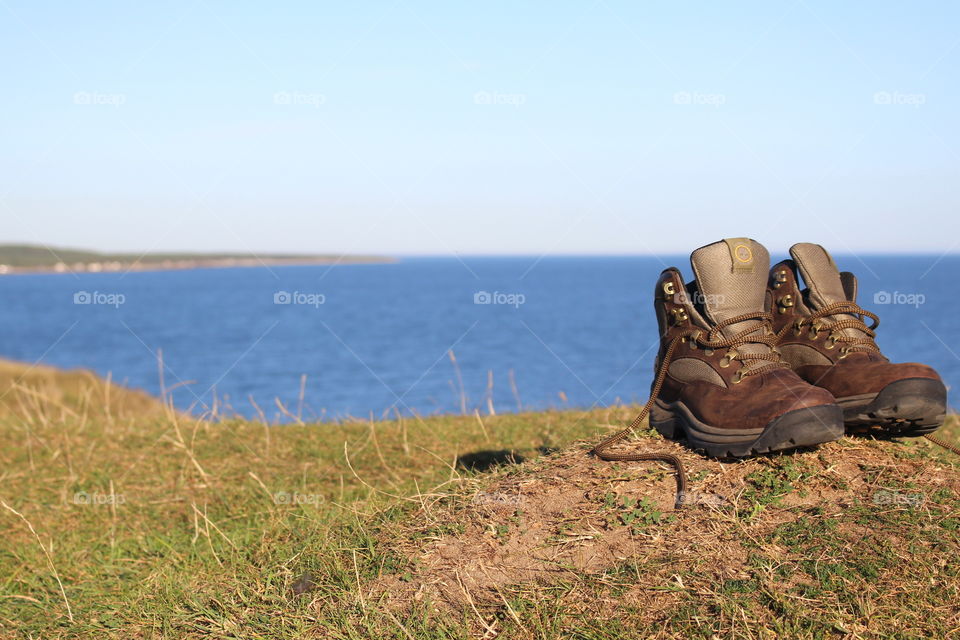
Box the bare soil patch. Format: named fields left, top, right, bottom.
left=373, top=435, right=960, bottom=616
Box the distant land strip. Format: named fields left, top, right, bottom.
left=0, top=244, right=395, bottom=274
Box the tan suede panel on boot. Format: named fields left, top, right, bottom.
left=668, top=357, right=726, bottom=388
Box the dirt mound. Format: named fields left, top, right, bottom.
left=374, top=434, right=960, bottom=618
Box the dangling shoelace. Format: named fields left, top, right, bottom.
left=591, top=312, right=788, bottom=507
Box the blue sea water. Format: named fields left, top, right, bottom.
left=0, top=256, right=955, bottom=421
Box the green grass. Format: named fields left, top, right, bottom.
left=0, top=361, right=958, bottom=639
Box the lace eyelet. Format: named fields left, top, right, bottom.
left=704, top=348, right=715, bottom=356
left=732, top=369, right=745, bottom=384
left=777, top=294, right=794, bottom=314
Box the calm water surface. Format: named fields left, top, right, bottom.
left=0, top=256, right=955, bottom=421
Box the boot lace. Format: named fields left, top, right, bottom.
left=777, top=301, right=881, bottom=357
left=592, top=307, right=960, bottom=500
left=695, top=311, right=789, bottom=380
left=592, top=312, right=787, bottom=505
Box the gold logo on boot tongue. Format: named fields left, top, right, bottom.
left=724, top=238, right=755, bottom=274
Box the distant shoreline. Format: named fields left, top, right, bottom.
left=0, top=257, right=396, bottom=275
left=0, top=245, right=396, bottom=275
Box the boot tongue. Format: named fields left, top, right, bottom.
left=689, top=238, right=769, bottom=329
left=689, top=239, right=773, bottom=373
left=789, top=243, right=847, bottom=308
left=790, top=242, right=874, bottom=346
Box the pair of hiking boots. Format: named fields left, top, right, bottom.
left=602, top=238, right=946, bottom=459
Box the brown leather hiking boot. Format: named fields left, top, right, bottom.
left=767, top=243, right=947, bottom=436
left=594, top=238, right=843, bottom=460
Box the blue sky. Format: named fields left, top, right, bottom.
left=1, top=1, right=958, bottom=255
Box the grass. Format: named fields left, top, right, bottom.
left=0, top=360, right=958, bottom=639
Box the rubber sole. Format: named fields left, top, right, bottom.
left=837, top=377, right=946, bottom=437
left=650, top=399, right=844, bottom=458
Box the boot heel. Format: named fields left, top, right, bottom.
left=650, top=401, right=681, bottom=440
